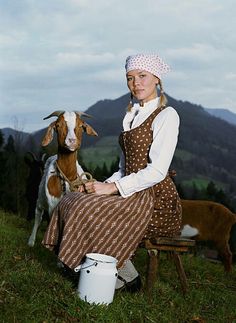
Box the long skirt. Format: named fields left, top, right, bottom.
left=42, top=189, right=155, bottom=269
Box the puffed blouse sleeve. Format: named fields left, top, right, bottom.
left=114, top=107, right=180, bottom=198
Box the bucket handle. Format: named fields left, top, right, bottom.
left=74, top=261, right=98, bottom=273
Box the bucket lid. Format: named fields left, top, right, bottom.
left=86, top=253, right=117, bottom=264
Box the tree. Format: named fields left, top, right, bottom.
left=206, top=181, right=218, bottom=200
left=0, top=130, right=4, bottom=148
left=0, top=131, right=6, bottom=209
left=110, top=156, right=120, bottom=175
left=4, top=135, right=15, bottom=153
left=1, top=136, right=17, bottom=211
left=1, top=135, right=28, bottom=215
left=92, top=165, right=103, bottom=181
left=176, top=183, right=185, bottom=199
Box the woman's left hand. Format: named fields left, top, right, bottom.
left=84, top=181, right=118, bottom=195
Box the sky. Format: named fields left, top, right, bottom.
left=0, top=0, right=236, bottom=133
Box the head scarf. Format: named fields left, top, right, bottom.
left=125, top=53, right=170, bottom=79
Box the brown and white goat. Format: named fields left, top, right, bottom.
left=180, top=199, right=236, bottom=272
left=28, top=111, right=97, bottom=247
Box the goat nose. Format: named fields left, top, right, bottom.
left=68, top=138, right=76, bottom=144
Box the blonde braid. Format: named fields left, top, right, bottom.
left=158, top=80, right=168, bottom=108
left=127, top=93, right=133, bottom=112
left=127, top=80, right=167, bottom=111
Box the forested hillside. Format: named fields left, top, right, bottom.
left=1, top=93, right=236, bottom=216
left=82, top=94, right=236, bottom=200
left=205, top=108, right=236, bottom=126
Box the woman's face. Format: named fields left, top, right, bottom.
left=126, top=69, right=159, bottom=104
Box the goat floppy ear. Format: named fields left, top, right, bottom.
left=41, top=121, right=56, bottom=146
left=82, top=122, right=98, bottom=137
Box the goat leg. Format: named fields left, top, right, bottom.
left=28, top=207, right=44, bottom=247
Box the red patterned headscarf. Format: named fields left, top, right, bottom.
left=125, top=53, right=170, bottom=79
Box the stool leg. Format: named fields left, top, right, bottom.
left=146, top=249, right=159, bottom=295
left=172, top=251, right=188, bottom=294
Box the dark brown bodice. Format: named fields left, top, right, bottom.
left=119, top=106, right=164, bottom=175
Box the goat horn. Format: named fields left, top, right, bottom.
left=41, top=153, right=47, bottom=163
left=43, top=110, right=65, bottom=120
left=75, top=111, right=92, bottom=118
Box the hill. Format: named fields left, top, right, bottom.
left=205, top=108, right=236, bottom=126
left=1, top=93, right=236, bottom=201
left=1, top=127, right=30, bottom=145
left=80, top=94, right=236, bottom=194
left=166, top=97, right=236, bottom=193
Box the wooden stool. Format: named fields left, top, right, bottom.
left=141, top=237, right=195, bottom=295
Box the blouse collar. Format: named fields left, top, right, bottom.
left=123, top=97, right=160, bottom=131
left=133, top=97, right=159, bottom=112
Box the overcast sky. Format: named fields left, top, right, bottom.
left=0, top=0, right=235, bottom=132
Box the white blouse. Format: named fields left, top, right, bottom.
left=106, top=97, right=180, bottom=198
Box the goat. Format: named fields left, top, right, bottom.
left=28, top=111, right=98, bottom=247
left=180, top=199, right=236, bottom=272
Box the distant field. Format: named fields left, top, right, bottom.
left=80, top=136, right=120, bottom=171
left=79, top=138, right=233, bottom=197
left=182, top=176, right=228, bottom=190
left=182, top=177, right=214, bottom=189
left=81, top=140, right=196, bottom=171
left=175, top=149, right=195, bottom=161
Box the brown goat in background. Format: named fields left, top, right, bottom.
left=181, top=199, right=236, bottom=272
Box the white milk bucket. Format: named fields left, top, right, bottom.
left=74, top=253, right=118, bottom=305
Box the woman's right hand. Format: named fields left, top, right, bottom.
left=84, top=181, right=118, bottom=195
left=84, top=181, right=96, bottom=194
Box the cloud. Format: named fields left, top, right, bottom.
left=225, top=72, right=236, bottom=81
left=0, top=0, right=236, bottom=132
left=167, top=43, right=222, bottom=65
left=55, top=52, right=115, bottom=67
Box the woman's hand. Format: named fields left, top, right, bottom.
left=77, top=185, right=85, bottom=193
left=84, top=181, right=118, bottom=195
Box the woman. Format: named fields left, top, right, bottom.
left=42, top=53, right=182, bottom=290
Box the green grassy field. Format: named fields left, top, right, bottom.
left=80, top=136, right=120, bottom=171
left=174, top=149, right=195, bottom=162
left=1, top=211, right=236, bottom=323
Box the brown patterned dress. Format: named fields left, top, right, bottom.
left=42, top=107, right=181, bottom=269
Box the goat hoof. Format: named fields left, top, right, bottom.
left=27, top=239, right=35, bottom=247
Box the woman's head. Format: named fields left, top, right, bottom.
left=125, top=53, right=170, bottom=108
left=126, top=69, right=159, bottom=103
left=125, top=54, right=170, bottom=80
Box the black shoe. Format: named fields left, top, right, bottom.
left=61, top=264, right=80, bottom=287
left=117, top=275, right=142, bottom=293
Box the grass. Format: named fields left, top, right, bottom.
left=81, top=147, right=119, bottom=171
left=181, top=177, right=228, bottom=191
left=1, top=211, right=236, bottom=323
left=181, top=178, right=212, bottom=190
left=80, top=136, right=120, bottom=171
left=175, top=149, right=195, bottom=162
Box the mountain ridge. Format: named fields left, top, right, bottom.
left=1, top=95, right=236, bottom=142
left=1, top=94, right=236, bottom=203
left=204, top=107, right=236, bottom=126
